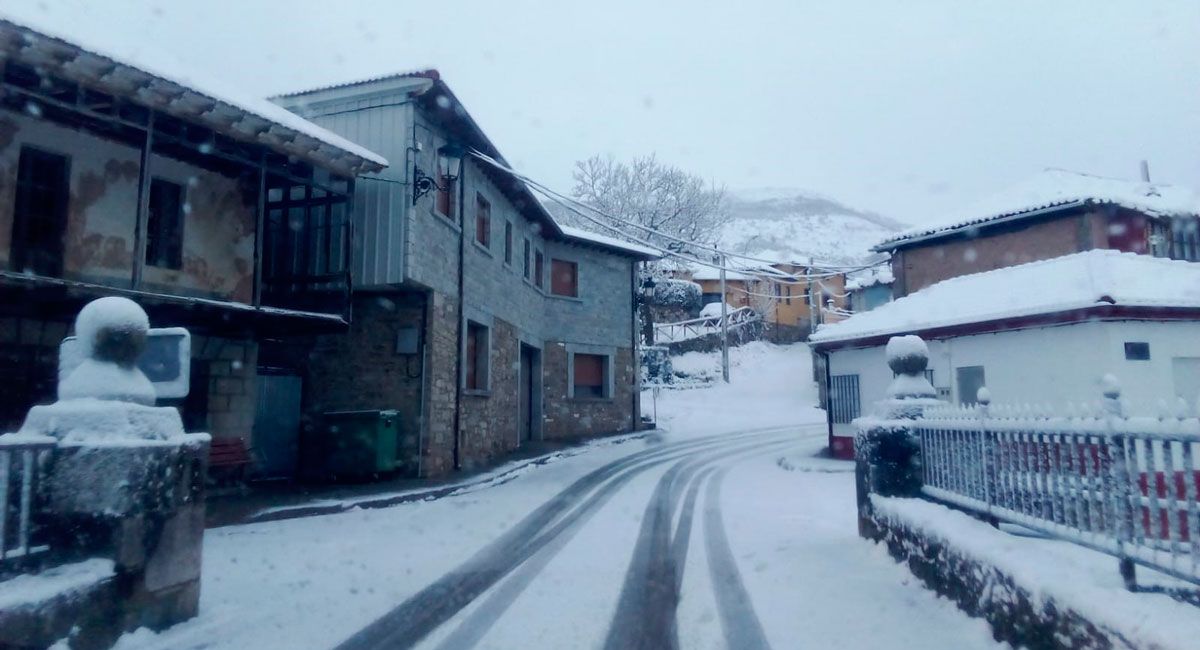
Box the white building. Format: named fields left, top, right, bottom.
left=810, top=250, right=1200, bottom=458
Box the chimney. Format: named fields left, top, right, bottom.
left=1140, top=160, right=1151, bottom=183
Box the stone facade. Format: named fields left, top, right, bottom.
left=542, top=345, right=637, bottom=439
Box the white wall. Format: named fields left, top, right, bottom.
left=826, top=319, right=1200, bottom=436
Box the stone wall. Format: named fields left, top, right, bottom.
left=542, top=344, right=636, bottom=439
left=458, top=318, right=520, bottom=470
left=191, top=335, right=257, bottom=443
left=867, top=503, right=1147, bottom=650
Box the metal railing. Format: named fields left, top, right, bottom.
left=654, top=306, right=761, bottom=343
left=917, top=383, right=1200, bottom=590
left=0, top=436, right=54, bottom=563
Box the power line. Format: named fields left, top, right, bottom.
left=466, top=149, right=885, bottom=284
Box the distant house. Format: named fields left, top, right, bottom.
left=875, top=169, right=1200, bottom=298
left=0, top=16, right=386, bottom=459
left=678, top=262, right=847, bottom=341
left=274, top=71, right=659, bottom=477
left=845, top=267, right=893, bottom=313
left=810, top=250, right=1200, bottom=458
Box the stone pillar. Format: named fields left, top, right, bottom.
left=14, top=297, right=209, bottom=648
left=854, top=335, right=940, bottom=539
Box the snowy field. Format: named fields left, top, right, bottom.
left=114, top=343, right=1003, bottom=650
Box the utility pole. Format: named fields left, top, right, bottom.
left=806, top=257, right=817, bottom=335
left=719, top=253, right=730, bottom=383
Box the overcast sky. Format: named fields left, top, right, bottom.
left=6, top=0, right=1199, bottom=225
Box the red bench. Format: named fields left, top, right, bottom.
left=208, top=437, right=253, bottom=485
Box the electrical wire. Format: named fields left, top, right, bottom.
left=466, top=150, right=888, bottom=282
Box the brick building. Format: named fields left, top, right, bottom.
left=0, top=17, right=386, bottom=459
left=274, top=72, right=659, bottom=477
left=876, top=169, right=1200, bottom=298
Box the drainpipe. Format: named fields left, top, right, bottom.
left=452, top=147, right=466, bottom=471
left=631, top=261, right=641, bottom=430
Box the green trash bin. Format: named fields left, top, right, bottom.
left=306, top=409, right=400, bottom=480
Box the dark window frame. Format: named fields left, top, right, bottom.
left=435, top=152, right=457, bottom=221
left=146, top=177, right=185, bottom=270
left=504, top=221, right=514, bottom=266
left=534, top=250, right=545, bottom=289
left=11, top=145, right=71, bottom=276
left=1124, top=341, right=1151, bottom=361
left=474, top=193, right=491, bottom=249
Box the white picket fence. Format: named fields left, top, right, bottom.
left=916, top=382, right=1200, bottom=590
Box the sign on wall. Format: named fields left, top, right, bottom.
left=59, top=327, right=191, bottom=399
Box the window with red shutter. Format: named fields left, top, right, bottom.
left=550, top=259, right=578, bottom=297
left=435, top=152, right=456, bottom=219
left=465, top=321, right=489, bottom=391
left=572, top=353, right=607, bottom=399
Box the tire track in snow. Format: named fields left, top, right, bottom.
left=703, top=466, right=772, bottom=650
left=430, top=437, right=790, bottom=650
left=335, top=427, right=799, bottom=650
left=603, top=442, right=789, bottom=650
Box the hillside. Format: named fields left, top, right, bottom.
left=540, top=187, right=903, bottom=267
left=721, top=188, right=905, bottom=265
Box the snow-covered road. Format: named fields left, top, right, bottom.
left=117, top=343, right=1004, bottom=649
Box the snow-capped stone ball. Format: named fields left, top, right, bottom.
left=58, top=297, right=155, bottom=404
left=886, top=334, right=929, bottom=377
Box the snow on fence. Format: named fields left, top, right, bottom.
left=917, top=379, right=1200, bottom=590
left=0, top=436, right=54, bottom=563
left=653, top=306, right=760, bottom=343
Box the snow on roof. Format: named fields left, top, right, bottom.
left=556, top=225, right=662, bottom=259
left=875, top=169, right=1200, bottom=251
left=689, top=267, right=755, bottom=281
left=845, top=266, right=894, bottom=291
left=811, top=250, right=1200, bottom=344
left=0, top=13, right=388, bottom=172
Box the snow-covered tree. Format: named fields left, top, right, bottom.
left=568, top=154, right=730, bottom=260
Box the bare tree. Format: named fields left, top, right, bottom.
left=568, top=155, right=730, bottom=259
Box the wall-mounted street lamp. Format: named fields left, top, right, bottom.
left=412, top=143, right=466, bottom=205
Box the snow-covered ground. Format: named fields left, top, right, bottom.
left=113, top=342, right=1004, bottom=650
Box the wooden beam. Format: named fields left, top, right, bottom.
left=252, top=154, right=266, bottom=308
left=131, top=112, right=155, bottom=289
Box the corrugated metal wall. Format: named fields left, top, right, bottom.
left=295, top=95, right=411, bottom=288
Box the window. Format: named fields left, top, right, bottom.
left=474, top=194, right=491, bottom=248
left=146, top=178, right=185, bottom=269
left=572, top=353, right=608, bottom=399
left=956, top=366, right=986, bottom=405
left=465, top=321, right=489, bottom=391
left=550, top=259, right=578, bottom=297
left=785, top=286, right=792, bottom=305
left=435, top=152, right=456, bottom=219
left=1125, top=342, right=1150, bottom=361
left=829, top=374, right=860, bottom=424
left=534, top=251, right=545, bottom=289
left=702, top=292, right=722, bottom=305
left=11, top=146, right=70, bottom=276
left=523, top=238, right=531, bottom=279
left=504, top=221, right=514, bottom=265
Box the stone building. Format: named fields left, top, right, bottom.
left=274, top=71, right=659, bottom=477
left=875, top=169, right=1200, bottom=298
left=0, top=17, right=387, bottom=456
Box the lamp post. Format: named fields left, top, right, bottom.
left=640, top=274, right=657, bottom=346
left=412, top=143, right=465, bottom=205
